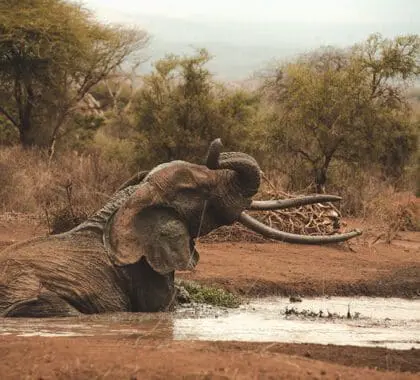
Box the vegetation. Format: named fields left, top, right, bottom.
left=0, top=0, right=418, bottom=237
left=132, top=49, right=260, bottom=166
left=260, top=34, right=419, bottom=192
left=0, top=146, right=132, bottom=229
left=0, top=0, right=147, bottom=150
left=177, top=280, right=241, bottom=308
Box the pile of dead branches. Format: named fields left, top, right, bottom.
left=201, top=176, right=344, bottom=243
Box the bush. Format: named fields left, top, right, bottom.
left=362, top=190, right=419, bottom=242
left=132, top=50, right=260, bottom=167
left=177, top=280, right=241, bottom=308
left=0, top=147, right=133, bottom=232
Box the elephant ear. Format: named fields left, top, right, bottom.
left=104, top=183, right=199, bottom=274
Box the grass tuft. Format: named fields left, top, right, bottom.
left=177, top=280, right=241, bottom=308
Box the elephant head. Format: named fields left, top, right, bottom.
left=94, top=138, right=361, bottom=276
left=100, top=139, right=262, bottom=274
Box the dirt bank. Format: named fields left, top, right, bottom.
left=180, top=234, right=420, bottom=298
left=0, top=336, right=419, bottom=379
left=1, top=215, right=419, bottom=298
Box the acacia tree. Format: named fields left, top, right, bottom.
left=262, top=34, right=419, bottom=192
left=0, top=0, right=148, bottom=148
left=133, top=49, right=260, bottom=166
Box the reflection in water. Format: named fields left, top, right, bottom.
left=0, top=314, right=175, bottom=340
left=0, top=297, right=419, bottom=350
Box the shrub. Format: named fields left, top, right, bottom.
left=177, top=280, right=241, bottom=308
left=0, top=147, right=133, bottom=232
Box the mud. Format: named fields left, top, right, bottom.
left=1, top=297, right=418, bottom=350
left=176, top=297, right=420, bottom=350
left=181, top=235, right=420, bottom=298
left=1, top=216, right=420, bottom=379
left=1, top=335, right=419, bottom=379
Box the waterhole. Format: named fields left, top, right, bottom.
left=1, top=297, right=419, bottom=350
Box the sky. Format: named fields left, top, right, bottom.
left=84, top=0, right=418, bottom=24
left=82, top=0, right=420, bottom=80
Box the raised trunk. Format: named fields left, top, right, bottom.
left=205, top=139, right=261, bottom=198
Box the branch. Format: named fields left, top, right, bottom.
left=0, top=105, right=19, bottom=128
left=298, top=148, right=316, bottom=163
left=288, top=145, right=317, bottom=164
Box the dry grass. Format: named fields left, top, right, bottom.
left=0, top=147, right=133, bottom=232
left=361, top=189, right=419, bottom=243
left=328, top=163, right=419, bottom=242
left=0, top=147, right=417, bottom=240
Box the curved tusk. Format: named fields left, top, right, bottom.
left=248, top=194, right=342, bottom=211
left=238, top=212, right=362, bottom=244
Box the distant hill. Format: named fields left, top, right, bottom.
left=93, top=7, right=420, bottom=81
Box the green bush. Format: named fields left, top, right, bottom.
left=177, top=280, right=241, bottom=308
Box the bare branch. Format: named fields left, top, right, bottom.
left=0, top=105, right=18, bottom=128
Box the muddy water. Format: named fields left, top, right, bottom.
left=175, top=297, right=420, bottom=350
left=0, top=297, right=419, bottom=350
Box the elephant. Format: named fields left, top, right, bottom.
left=0, top=139, right=361, bottom=317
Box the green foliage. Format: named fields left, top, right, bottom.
left=261, top=34, right=420, bottom=191
left=132, top=49, right=260, bottom=166
left=177, top=280, right=241, bottom=308
left=58, top=114, right=104, bottom=151
left=0, top=0, right=147, bottom=147
left=91, top=130, right=137, bottom=167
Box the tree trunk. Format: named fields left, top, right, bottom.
left=15, top=79, right=36, bottom=147
left=314, top=167, right=327, bottom=194
left=19, top=116, right=37, bottom=147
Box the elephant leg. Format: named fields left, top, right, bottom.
left=3, top=290, right=80, bottom=318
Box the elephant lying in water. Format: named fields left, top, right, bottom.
left=0, top=139, right=361, bottom=317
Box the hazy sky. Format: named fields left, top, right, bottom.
left=84, top=0, right=418, bottom=24
left=83, top=0, right=419, bottom=79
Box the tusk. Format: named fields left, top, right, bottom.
left=248, top=195, right=342, bottom=211
left=239, top=212, right=362, bottom=244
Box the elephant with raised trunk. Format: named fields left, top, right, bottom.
left=0, top=139, right=361, bottom=317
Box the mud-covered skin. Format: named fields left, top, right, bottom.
left=0, top=152, right=261, bottom=317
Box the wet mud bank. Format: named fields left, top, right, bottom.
left=0, top=336, right=419, bottom=379
left=179, top=239, right=420, bottom=298
left=1, top=336, right=419, bottom=379
left=181, top=265, right=420, bottom=299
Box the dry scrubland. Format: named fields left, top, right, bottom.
left=0, top=146, right=418, bottom=241
left=0, top=2, right=419, bottom=378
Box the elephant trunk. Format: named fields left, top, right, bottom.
left=205, top=139, right=261, bottom=197
left=204, top=138, right=362, bottom=244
